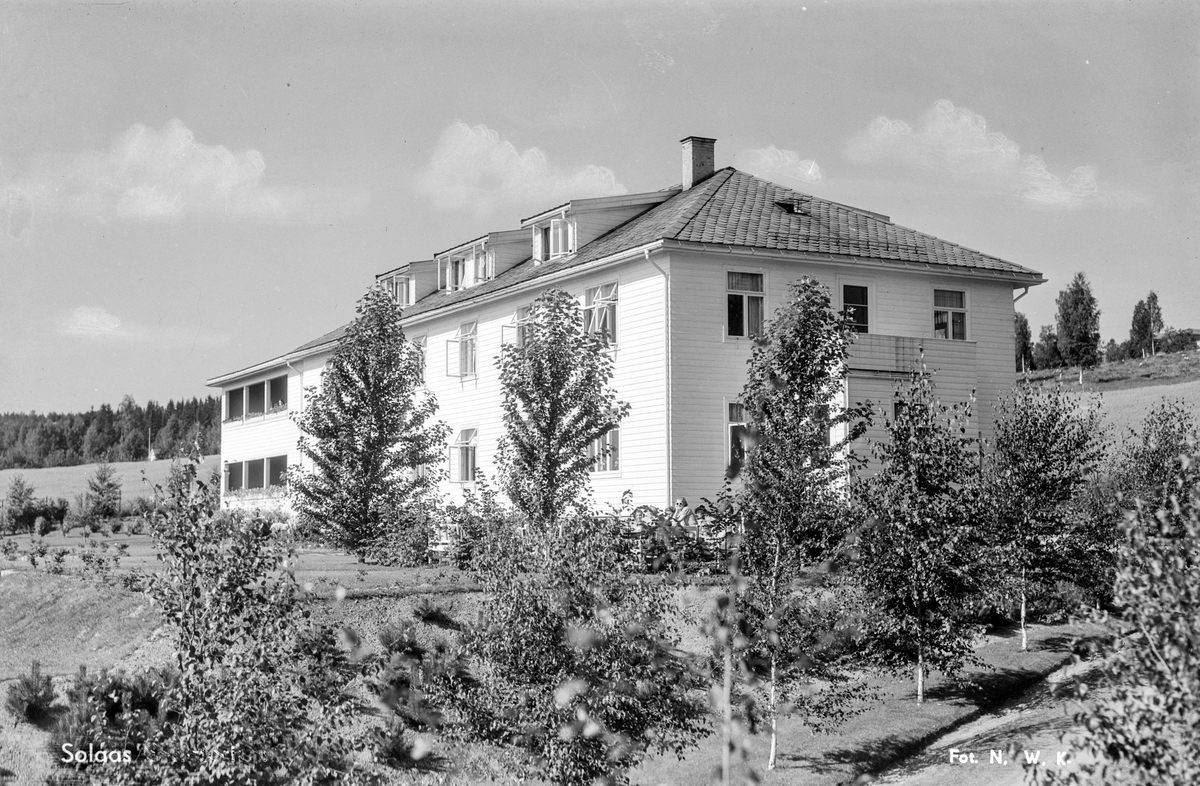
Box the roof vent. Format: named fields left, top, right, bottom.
left=681, top=136, right=716, bottom=189
left=775, top=199, right=810, bottom=216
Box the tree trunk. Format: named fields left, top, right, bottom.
left=916, top=646, right=924, bottom=704
left=1020, top=566, right=1028, bottom=652
left=768, top=655, right=778, bottom=770
left=722, top=632, right=733, bottom=786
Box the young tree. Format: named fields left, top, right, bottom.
left=86, top=462, right=122, bottom=520
left=494, top=288, right=627, bottom=529
left=1146, top=290, right=1164, bottom=353
left=1055, top=272, right=1101, bottom=368
left=736, top=276, right=870, bottom=768
left=3, top=474, right=36, bottom=534
left=851, top=365, right=986, bottom=703
left=1015, top=312, right=1033, bottom=372
left=1033, top=443, right=1200, bottom=785
left=984, top=381, right=1107, bottom=650
left=290, top=285, right=446, bottom=562
left=1032, top=324, right=1063, bottom=370
left=1129, top=298, right=1152, bottom=358
left=1112, top=399, right=1199, bottom=506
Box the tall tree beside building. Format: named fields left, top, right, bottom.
left=1055, top=272, right=1101, bottom=368
left=289, top=285, right=446, bottom=561
left=494, top=287, right=627, bottom=529
left=852, top=365, right=987, bottom=704
left=1014, top=312, right=1033, bottom=372
left=737, top=276, right=870, bottom=769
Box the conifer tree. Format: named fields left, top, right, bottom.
left=494, top=288, right=627, bottom=529
left=290, top=285, right=446, bottom=561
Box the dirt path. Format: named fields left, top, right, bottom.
left=872, top=658, right=1102, bottom=786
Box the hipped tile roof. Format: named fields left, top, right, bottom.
left=245, top=167, right=1044, bottom=373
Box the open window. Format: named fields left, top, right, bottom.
left=532, top=216, right=574, bottom=262
left=412, top=335, right=427, bottom=385
left=449, top=428, right=477, bottom=483
left=588, top=427, right=620, bottom=473
left=584, top=283, right=618, bottom=344
left=446, top=322, right=477, bottom=378
left=501, top=305, right=532, bottom=347
left=728, top=401, right=747, bottom=474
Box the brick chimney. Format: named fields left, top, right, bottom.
left=681, top=136, right=716, bottom=189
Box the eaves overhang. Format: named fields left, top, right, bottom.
left=205, top=341, right=338, bottom=388
left=659, top=239, right=1047, bottom=285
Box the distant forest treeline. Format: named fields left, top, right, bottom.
left=0, top=395, right=221, bottom=469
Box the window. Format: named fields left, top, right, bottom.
left=438, top=257, right=466, bottom=291
left=474, top=250, right=494, bottom=283
left=728, top=401, right=748, bottom=472
left=532, top=218, right=574, bottom=262
left=727, top=272, right=764, bottom=337
left=267, top=456, right=288, bottom=487
left=450, top=428, right=477, bottom=483
left=502, top=306, right=533, bottom=347
left=226, top=388, right=244, bottom=422
left=447, top=322, right=477, bottom=378
left=246, top=382, right=266, bottom=417
left=387, top=275, right=414, bottom=306
left=933, top=289, right=967, bottom=340
left=412, top=335, right=426, bottom=385
left=226, top=461, right=244, bottom=492
left=268, top=375, right=288, bottom=413
left=246, top=458, right=265, bottom=489
left=843, top=285, right=869, bottom=333
left=589, top=428, right=620, bottom=473
left=584, top=283, right=618, bottom=344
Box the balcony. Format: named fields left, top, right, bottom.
left=848, top=333, right=976, bottom=376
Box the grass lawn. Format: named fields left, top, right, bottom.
left=0, top=455, right=221, bottom=504
left=633, top=621, right=1098, bottom=786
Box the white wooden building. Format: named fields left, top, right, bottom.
left=206, top=137, right=1045, bottom=513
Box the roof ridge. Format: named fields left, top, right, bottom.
left=663, top=168, right=737, bottom=238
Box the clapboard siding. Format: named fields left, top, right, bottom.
left=404, top=257, right=670, bottom=509
left=667, top=250, right=1019, bottom=502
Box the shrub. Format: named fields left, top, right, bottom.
left=5, top=660, right=56, bottom=726
left=112, top=456, right=365, bottom=785
left=1033, top=443, right=1200, bottom=784
left=439, top=515, right=710, bottom=785
left=1, top=537, right=18, bottom=563
left=47, top=665, right=176, bottom=774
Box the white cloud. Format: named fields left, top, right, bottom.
left=61, top=306, right=128, bottom=338
left=733, top=146, right=822, bottom=185
left=59, top=305, right=229, bottom=351
left=414, top=122, right=627, bottom=218
left=845, top=99, right=1134, bottom=210
left=2, top=119, right=365, bottom=228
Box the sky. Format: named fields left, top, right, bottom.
left=1, top=0, right=1196, bottom=413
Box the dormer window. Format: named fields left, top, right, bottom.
left=381, top=274, right=414, bottom=306
left=438, top=243, right=494, bottom=292
left=532, top=216, right=574, bottom=262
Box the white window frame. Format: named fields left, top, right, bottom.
left=726, top=269, right=766, bottom=339
left=383, top=274, right=414, bottom=306
left=838, top=276, right=874, bottom=335
left=411, top=335, right=427, bottom=385
left=588, top=427, right=620, bottom=474
left=583, top=282, right=618, bottom=345
left=446, top=322, right=477, bottom=378
left=532, top=215, right=574, bottom=262
left=501, top=305, right=532, bottom=347
left=449, top=427, right=478, bottom=483
left=727, top=399, right=748, bottom=475
left=932, top=288, right=969, bottom=341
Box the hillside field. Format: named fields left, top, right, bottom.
left=0, top=455, right=220, bottom=503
